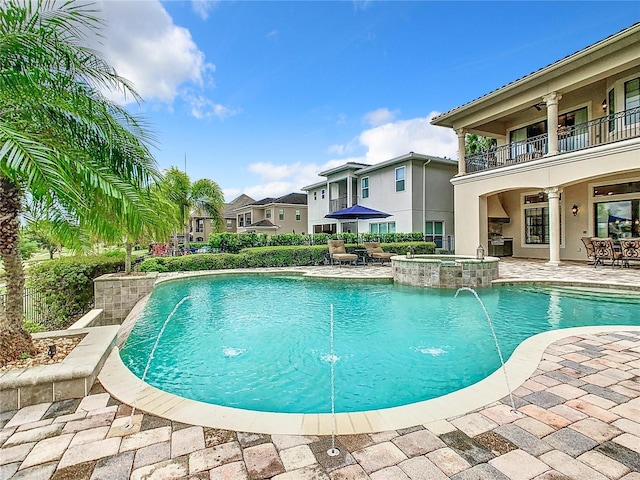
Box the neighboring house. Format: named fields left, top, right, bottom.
left=431, top=23, right=640, bottom=263
left=186, top=194, right=255, bottom=242
left=302, top=152, right=458, bottom=248
left=235, top=193, right=308, bottom=235
left=221, top=194, right=255, bottom=234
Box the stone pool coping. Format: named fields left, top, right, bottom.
left=99, top=267, right=640, bottom=434
left=99, top=325, right=640, bottom=435
left=0, top=325, right=119, bottom=412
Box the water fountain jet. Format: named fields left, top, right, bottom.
left=327, top=303, right=340, bottom=456
left=122, top=295, right=195, bottom=430
left=455, top=287, right=521, bottom=415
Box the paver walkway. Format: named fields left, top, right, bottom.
left=1, top=259, right=639, bottom=479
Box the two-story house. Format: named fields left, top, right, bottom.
left=235, top=193, right=308, bottom=235
left=303, top=152, right=458, bottom=248
left=431, top=23, right=640, bottom=263
left=187, top=194, right=255, bottom=242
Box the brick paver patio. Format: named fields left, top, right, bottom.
left=1, top=259, right=639, bottom=479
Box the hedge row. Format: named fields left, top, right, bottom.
left=208, top=232, right=426, bottom=253
left=138, top=242, right=435, bottom=273
left=26, top=253, right=125, bottom=329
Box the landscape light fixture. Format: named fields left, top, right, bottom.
left=572, top=204, right=579, bottom=216
left=48, top=344, right=56, bottom=359
left=476, top=244, right=485, bottom=261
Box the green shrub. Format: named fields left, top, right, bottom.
left=23, top=320, right=45, bottom=333
left=138, top=242, right=436, bottom=272
left=26, top=253, right=125, bottom=329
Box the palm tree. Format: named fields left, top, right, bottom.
left=0, top=0, right=162, bottom=365
left=162, top=167, right=225, bottom=252
left=465, top=134, right=497, bottom=155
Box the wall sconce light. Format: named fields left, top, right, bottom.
left=602, top=99, right=607, bottom=113
left=571, top=204, right=579, bottom=216
left=476, top=244, right=485, bottom=261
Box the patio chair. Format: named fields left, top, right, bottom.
left=327, top=240, right=358, bottom=267
left=619, top=238, right=640, bottom=268
left=590, top=237, right=623, bottom=269
left=580, top=237, right=597, bottom=265
left=363, top=242, right=396, bottom=266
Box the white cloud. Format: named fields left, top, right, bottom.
left=363, top=108, right=398, bottom=126
left=358, top=112, right=458, bottom=163
left=191, top=1, right=220, bottom=20
left=88, top=0, right=235, bottom=119
left=241, top=159, right=348, bottom=199
left=222, top=188, right=241, bottom=202
left=90, top=1, right=210, bottom=105
left=185, top=93, right=242, bottom=120
left=231, top=114, right=456, bottom=202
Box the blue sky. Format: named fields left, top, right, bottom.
left=92, top=1, right=639, bottom=201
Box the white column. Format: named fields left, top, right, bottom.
left=543, top=92, right=562, bottom=155
left=346, top=175, right=353, bottom=207
left=545, top=187, right=561, bottom=265
left=456, top=128, right=466, bottom=175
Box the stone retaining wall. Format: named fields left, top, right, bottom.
left=93, top=272, right=158, bottom=324
left=392, top=255, right=499, bottom=288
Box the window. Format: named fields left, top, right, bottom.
left=226, top=219, right=232, bottom=229
left=395, top=167, right=405, bottom=192
left=278, top=208, right=284, bottom=221
left=245, top=213, right=251, bottom=225
left=625, top=77, right=640, bottom=125
left=321, top=189, right=325, bottom=199
left=369, top=222, right=396, bottom=234
left=593, top=181, right=640, bottom=240
left=522, top=192, right=562, bottom=245
left=361, top=177, right=369, bottom=198
left=295, top=209, right=301, bottom=221
left=524, top=207, right=549, bottom=244
left=425, top=221, right=444, bottom=248
left=238, top=215, right=244, bottom=227
left=265, top=209, right=271, bottom=219
left=313, top=192, right=317, bottom=201
left=195, top=219, right=204, bottom=232
left=510, top=120, right=547, bottom=157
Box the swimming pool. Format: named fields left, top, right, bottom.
left=120, top=275, right=640, bottom=414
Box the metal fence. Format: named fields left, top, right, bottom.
left=0, top=287, right=46, bottom=323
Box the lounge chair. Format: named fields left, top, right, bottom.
left=363, top=242, right=396, bottom=266
left=590, top=237, right=623, bottom=268
left=619, top=238, right=640, bottom=268
left=327, top=240, right=358, bottom=267
left=580, top=237, right=596, bottom=265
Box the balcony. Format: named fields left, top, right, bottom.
left=329, top=195, right=358, bottom=213
left=465, top=107, right=640, bottom=174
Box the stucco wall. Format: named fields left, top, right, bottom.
left=452, top=139, right=639, bottom=258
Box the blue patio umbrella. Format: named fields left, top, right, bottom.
left=325, top=204, right=391, bottom=235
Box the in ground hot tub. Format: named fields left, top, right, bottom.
left=391, top=255, right=499, bottom=288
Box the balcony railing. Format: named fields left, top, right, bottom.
left=329, top=195, right=358, bottom=212
left=465, top=106, right=640, bottom=174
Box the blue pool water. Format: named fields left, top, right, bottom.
left=120, top=275, right=640, bottom=414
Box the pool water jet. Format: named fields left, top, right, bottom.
left=122, top=295, right=195, bottom=430
left=454, top=287, right=521, bottom=415
left=327, top=303, right=340, bottom=456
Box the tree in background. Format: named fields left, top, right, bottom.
left=22, top=197, right=89, bottom=260
left=465, top=134, right=497, bottom=155
left=162, top=167, right=225, bottom=252
left=0, top=0, right=162, bottom=365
